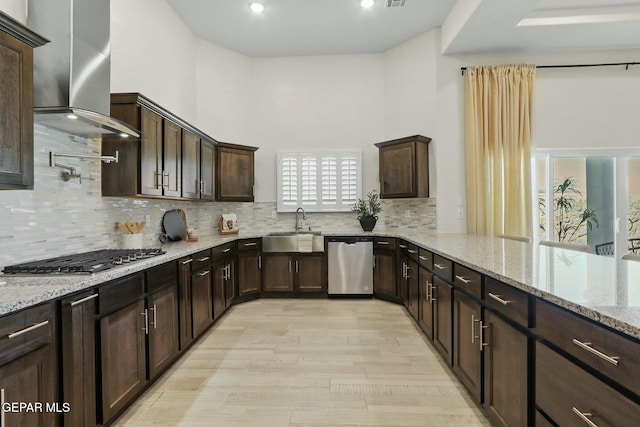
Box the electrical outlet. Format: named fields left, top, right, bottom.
left=405, top=210, right=411, bottom=218
left=145, top=215, right=151, bottom=223
left=457, top=208, right=464, bottom=219
left=271, top=210, right=277, bottom=219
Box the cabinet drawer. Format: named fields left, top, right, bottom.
left=453, top=264, right=482, bottom=300
left=432, top=254, right=453, bottom=282
left=146, top=261, right=177, bottom=293
left=238, top=238, right=262, bottom=252
left=485, top=277, right=530, bottom=328
left=0, top=302, right=54, bottom=363
left=99, top=273, right=144, bottom=315
left=418, top=248, right=433, bottom=270
left=211, top=242, right=236, bottom=260
left=536, top=299, right=640, bottom=397
left=192, top=249, right=212, bottom=271
left=536, top=341, right=640, bottom=426
left=374, top=237, right=396, bottom=250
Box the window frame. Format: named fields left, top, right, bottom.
left=276, top=150, right=363, bottom=213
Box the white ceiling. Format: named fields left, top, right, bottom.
left=165, top=0, right=640, bottom=57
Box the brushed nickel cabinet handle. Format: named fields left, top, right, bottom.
left=141, top=310, right=149, bottom=335
left=471, top=314, right=479, bottom=344
left=181, top=258, right=194, bottom=265
left=244, top=242, right=257, bottom=247
left=572, top=407, right=599, bottom=427
left=289, top=260, right=292, bottom=273
left=572, top=339, right=620, bottom=366
left=399, top=244, right=408, bottom=249
left=150, top=304, right=157, bottom=329
left=198, top=270, right=209, bottom=277
left=222, top=248, right=231, bottom=253
left=156, top=171, right=162, bottom=189
left=408, top=249, right=417, bottom=254
left=258, top=255, right=262, bottom=269
left=8, top=320, right=49, bottom=339
left=488, top=292, right=511, bottom=305
left=479, top=320, right=488, bottom=351
left=419, top=255, right=429, bottom=261
left=295, top=260, right=299, bottom=273
left=377, top=241, right=389, bottom=245
left=434, top=263, right=445, bottom=270
left=70, top=293, right=98, bottom=307
left=455, top=275, right=472, bottom=284
left=198, top=256, right=210, bottom=262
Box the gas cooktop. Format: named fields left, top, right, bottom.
left=2, top=248, right=166, bottom=275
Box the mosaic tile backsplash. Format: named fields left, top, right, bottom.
left=0, top=125, right=436, bottom=270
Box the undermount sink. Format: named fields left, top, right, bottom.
left=263, top=232, right=324, bottom=253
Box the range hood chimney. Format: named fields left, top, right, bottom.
left=27, top=0, right=139, bottom=138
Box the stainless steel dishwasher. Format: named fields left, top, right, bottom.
left=327, top=237, right=373, bottom=295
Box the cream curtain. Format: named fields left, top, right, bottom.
left=465, top=64, right=535, bottom=238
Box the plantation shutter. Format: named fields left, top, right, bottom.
left=277, top=151, right=362, bottom=212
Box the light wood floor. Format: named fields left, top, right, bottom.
left=112, top=299, right=491, bottom=426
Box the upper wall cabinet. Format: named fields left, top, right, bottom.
left=102, top=93, right=216, bottom=201
left=375, top=135, right=431, bottom=199
left=0, top=12, right=48, bottom=190
left=216, top=142, right=258, bottom=202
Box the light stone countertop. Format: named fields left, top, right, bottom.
left=1, top=231, right=639, bottom=341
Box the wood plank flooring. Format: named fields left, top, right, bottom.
left=112, top=299, right=491, bottom=426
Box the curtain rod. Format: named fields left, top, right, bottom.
left=460, top=62, right=640, bottom=76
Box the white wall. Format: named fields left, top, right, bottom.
left=110, top=0, right=198, bottom=122
left=248, top=54, right=385, bottom=202
left=0, top=0, right=25, bottom=23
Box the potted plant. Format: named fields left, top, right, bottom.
left=352, top=190, right=382, bottom=231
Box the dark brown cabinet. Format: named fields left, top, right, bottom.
left=60, top=291, right=98, bottom=427
left=536, top=341, right=640, bottom=427
left=216, top=142, right=258, bottom=201
left=400, top=242, right=419, bottom=318
left=418, top=266, right=434, bottom=340
left=262, top=253, right=326, bottom=295
left=263, top=254, right=294, bottom=292
left=182, top=130, right=215, bottom=200
left=191, top=259, right=213, bottom=338
left=373, top=238, right=396, bottom=300
left=177, top=257, right=194, bottom=350
left=453, top=289, right=483, bottom=402
left=0, top=302, right=57, bottom=427
left=483, top=310, right=529, bottom=427
left=104, top=93, right=216, bottom=201
left=146, top=284, right=179, bottom=380
left=374, top=135, right=431, bottom=199
left=238, top=239, right=262, bottom=300
left=212, top=243, right=237, bottom=319
left=433, top=276, right=453, bottom=365
left=0, top=13, right=47, bottom=190
left=98, top=274, right=146, bottom=424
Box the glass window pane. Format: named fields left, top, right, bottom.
left=536, top=158, right=546, bottom=241
left=629, top=157, right=640, bottom=253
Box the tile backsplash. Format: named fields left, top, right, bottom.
left=0, top=125, right=436, bottom=270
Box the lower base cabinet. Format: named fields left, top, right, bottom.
left=147, top=285, right=179, bottom=380
left=418, top=267, right=434, bottom=339
left=453, top=290, right=483, bottom=402
left=0, top=302, right=57, bottom=427
left=262, top=253, right=326, bottom=294
left=432, top=277, right=453, bottom=365
left=191, top=265, right=213, bottom=338
left=483, top=311, right=529, bottom=427
left=61, top=291, right=98, bottom=427
left=536, top=341, right=640, bottom=426
left=99, top=298, right=147, bottom=423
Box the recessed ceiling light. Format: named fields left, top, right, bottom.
left=250, top=2, right=265, bottom=13
left=361, top=0, right=374, bottom=8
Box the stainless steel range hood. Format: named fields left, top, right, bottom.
left=27, top=0, right=139, bottom=138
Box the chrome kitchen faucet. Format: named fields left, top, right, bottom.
left=295, top=207, right=307, bottom=232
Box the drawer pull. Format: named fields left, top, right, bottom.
left=198, top=270, right=210, bottom=277
left=455, top=275, right=472, bottom=284
left=244, top=242, right=257, bottom=247
left=419, top=255, right=430, bottom=261
left=488, top=293, right=511, bottom=306
left=197, top=256, right=210, bottom=262
left=70, top=293, right=98, bottom=307
left=434, top=263, right=446, bottom=270
left=377, top=241, right=389, bottom=245
left=408, top=249, right=417, bottom=254
left=222, top=248, right=231, bottom=253
left=181, top=258, right=194, bottom=265
left=8, top=320, right=50, bottom=339
left=572, top=339, right=620, bottom=366
left=572, top=407, right=599, bottom=427
left=399, top=244, right=408, bottom=249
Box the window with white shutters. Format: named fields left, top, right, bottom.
left=277, top=151, right=362, bottom=212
